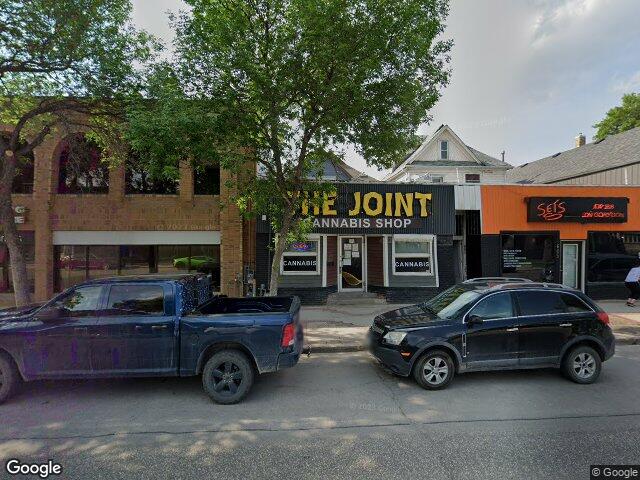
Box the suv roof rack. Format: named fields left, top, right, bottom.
left=463, top=277, right=533, bottom=284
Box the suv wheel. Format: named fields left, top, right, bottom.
left=562, top=345, right=601, bottom=384
left=413, top=349, right=455, bottom=390
left=0, top=352, right=20, bottom=404
left=202, top=350, right=255, bottom=404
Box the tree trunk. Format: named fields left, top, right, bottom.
left=268, top=210, right=294, bottom=296
left=0, top=152, right=31, bottom=307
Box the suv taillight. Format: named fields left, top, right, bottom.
left=596, top=312, right=610, bottom=325
left=281, top=323, right=295, bottom=348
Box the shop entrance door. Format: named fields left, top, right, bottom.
left=339, top=237, right=364, bottom=291
left=561, top=242, right=582, bottom=290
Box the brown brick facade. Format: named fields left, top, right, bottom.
left=3, top=127, right=246, bottom=302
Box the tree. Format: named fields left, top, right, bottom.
left=0, top=0, right=155, bottom=305
left=128, top=0, right=452, bottom=294
left=594, top=93, right=640, bottom=141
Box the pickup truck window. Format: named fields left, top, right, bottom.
left=105, top=285, right=165, bottom=315
left=50, top=286, right=103, bottom=316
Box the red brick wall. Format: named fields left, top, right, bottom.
left=367, top=236, right=384, bottom=286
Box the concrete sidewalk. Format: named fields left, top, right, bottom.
left=303, top=300, right=640, bottom=352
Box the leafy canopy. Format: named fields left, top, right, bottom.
left=127, top=0, right=451, bottom=228
left=594, top=93, right=640, bottom=141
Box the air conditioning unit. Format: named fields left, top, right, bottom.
left=14, top=216, right=25, bottom=224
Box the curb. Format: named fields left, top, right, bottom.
left=307, top=335, right=640, bottom=354
left=307, top=345, right=366, bottom=354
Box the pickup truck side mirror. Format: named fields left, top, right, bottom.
left=466, top=314, right=483, bottom=326
left=35, top=307, right=66, bottom=322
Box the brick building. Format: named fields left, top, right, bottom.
left=1, top=126, right=250, bottom=302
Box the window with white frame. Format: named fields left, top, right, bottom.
left=440, top=140, right=448, bottom=160
left=465, top=173, right=480, bottom=183
left=392, top=235, right=435, bottom=276
left=280, top=239, right=320, bottom=275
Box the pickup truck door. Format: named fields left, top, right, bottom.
left=91, top=283, right=177, bottom=375
left=24, top=285, right=105, bottom=377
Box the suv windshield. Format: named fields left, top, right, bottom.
left=420, top=285, right=482, bottom=320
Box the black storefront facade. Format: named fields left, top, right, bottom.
left=480, top=185, right=640, bottom=300
left=255, top=183, right=456, bottom=304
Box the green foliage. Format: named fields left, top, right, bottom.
left=0, top=0, right=158, bottom=150
left=128, top=0, right=451, bottom=225
left=594, top=93, right=640, bottom=141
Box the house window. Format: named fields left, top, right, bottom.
left=430, top=175, right=444, bottom=183
left=281, top=239, right=320, bottom=275
left=392, top=235, right=434, bottom=276
left=465, top=173, right=480, bottom=183
left=440, top=141, right=448, bottom=160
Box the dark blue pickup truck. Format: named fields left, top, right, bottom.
left=0, top=274, right=303, bottom=404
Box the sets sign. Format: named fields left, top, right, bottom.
left=527, top=197, right=628, bottom=223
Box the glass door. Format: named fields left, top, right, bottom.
left=340, top=237, right=363, bottom=291
left=561, top=242, right=581, bottom=289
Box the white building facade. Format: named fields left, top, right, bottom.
left=384, top=124, right=512, bottom=184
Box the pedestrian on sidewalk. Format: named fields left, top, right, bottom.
left=624, top=260, right=640, bottom=306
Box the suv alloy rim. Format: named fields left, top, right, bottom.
left=211, top=361, right=243, bottom=396
left=573, top=352, right=596, bottom=379
left=423, top=357, right=448, bottom=385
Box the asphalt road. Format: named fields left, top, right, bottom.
left=1, top=346, right=639, bottom=480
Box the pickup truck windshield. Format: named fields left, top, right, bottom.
left=421, top=285, right=482, bottom=320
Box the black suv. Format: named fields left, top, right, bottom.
left=368, top=282, right=615, bottom=390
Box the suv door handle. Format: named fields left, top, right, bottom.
left=152, top=325, right=168, bottom=331
left=506, top=327, right=519, bottom=332
left=559, top=323, right=572, bottom=327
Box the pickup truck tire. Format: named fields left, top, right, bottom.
left=202, top=350, right=255, bottom=404
left=0, top=352, right=20, bottom=404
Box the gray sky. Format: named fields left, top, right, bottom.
left=131, top=0, right=640, bottom=179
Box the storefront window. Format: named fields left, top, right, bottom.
left=55, top=244, right=220, bottom=291
left=501, top=233, right=558, bottom=282
left=56, top=245, right=88, bottom=291
left=281, top=240, right=320, bottom=275
left=392, top=235, right=434, bottom=276
left=587, top=232, right=640, bottom=283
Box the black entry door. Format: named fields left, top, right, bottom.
left=340, top=237, right=363, bottom=290
left=464, top=292, right=519, bottom=368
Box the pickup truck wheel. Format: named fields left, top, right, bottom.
left=202, top=351, right=254, bottom=404
left=0, top=353, right=20, bottom=404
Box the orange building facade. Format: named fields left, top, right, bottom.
left=480, top=185, right=640, bottom=299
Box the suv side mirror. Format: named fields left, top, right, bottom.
left=35, top=307, right=65, bottom=321
left=466, top=314, right=483, bottom=326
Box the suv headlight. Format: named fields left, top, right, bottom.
left=383, top=331, right=407, bottom=345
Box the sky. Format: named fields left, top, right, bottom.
left=131, top=0, right=640, bottom=179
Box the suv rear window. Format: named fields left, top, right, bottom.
left=515, top=291, right=591, bottom=316
left=106, top=285, right=165, bottom=315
